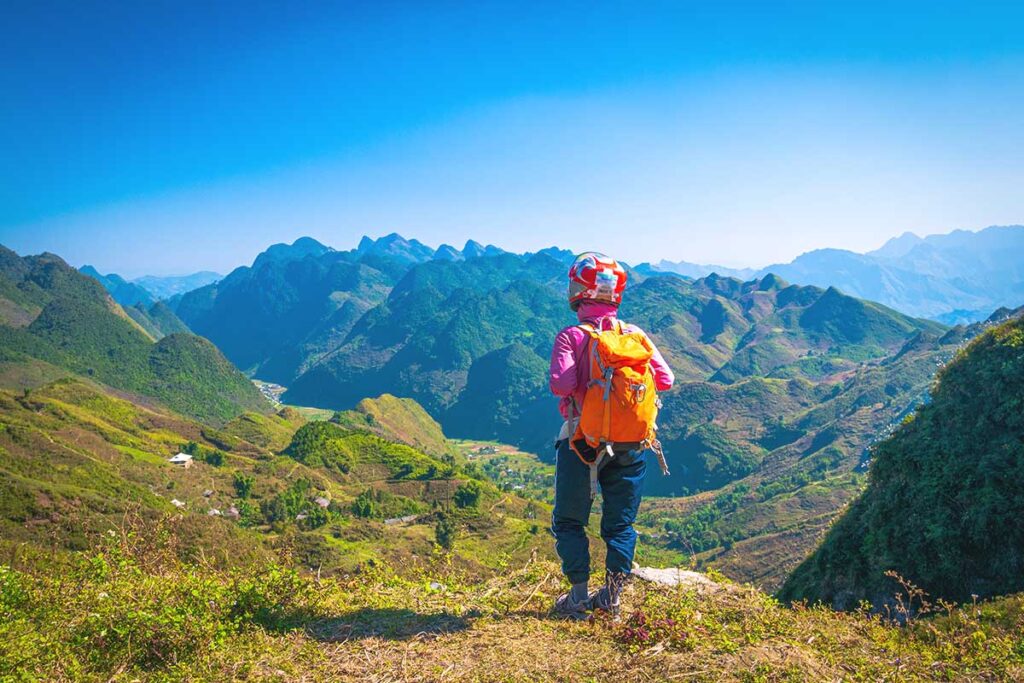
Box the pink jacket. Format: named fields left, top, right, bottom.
left=549, top=301, right=674, bottom=419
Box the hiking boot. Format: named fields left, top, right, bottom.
left=589, top=572, right=629, bottom=616
left=552, top=590, right=590, bottom=620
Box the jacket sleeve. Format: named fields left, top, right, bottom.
left=647, top=335, right=675, bottom=391
left=549, top=328, right=579, bottom=397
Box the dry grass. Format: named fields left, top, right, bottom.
left=5, top=522, right=1024, bottom=683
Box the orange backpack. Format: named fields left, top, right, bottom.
left=569, top=321, right=667, bottom=484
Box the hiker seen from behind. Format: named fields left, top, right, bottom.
left=549, top=252, right=674, bottom=619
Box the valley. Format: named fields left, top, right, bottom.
left=2, top=235, right=1023, bottom=681
left=156, top=235, right=975, bottom=588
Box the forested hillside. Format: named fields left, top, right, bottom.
left=0, top=373, right=553, bottom=581
left=0, top=246, right=266, bottom=423
left=780, top=312, right=1024, bottom=608
left=174, top=237, right=396, bottom=380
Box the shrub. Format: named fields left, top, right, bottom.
left=351, top=488, right=423, bottom=520
left=233, top=472, right=254, bottom=499
left=454, top=480, right=482, bottom=509
left=435, top=512, right=457, bottom=550
left=203, top=449, right=225, bottom=467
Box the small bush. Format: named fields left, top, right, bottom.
left=454, top=480, right=482, bottom=509
left=435, top=512, right=457, bottom=550
left=233, top=472, right=254, bottom=499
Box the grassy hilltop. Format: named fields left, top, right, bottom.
left=4, top=522, right=1024, bottom=682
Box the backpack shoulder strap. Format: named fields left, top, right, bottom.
left=576, top=323, right=600, bottom=339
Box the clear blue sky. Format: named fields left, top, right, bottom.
left=2, top=1, right=1023, bottom=276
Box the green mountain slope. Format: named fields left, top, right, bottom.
left=174, top=237, right=396, bottom=381
left=0, top=373, right=550, bottom=580
left=283, top=253, right=565, bottom=434
left=780, top=313, right=1024, bottom=608
left=0, top=246, right=266, bottom=424
left=334, top=393, right=453, bottom=457
left=124, top=300, right=192, bottom=339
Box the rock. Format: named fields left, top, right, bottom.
left=632, top=566, right=719, bottom=592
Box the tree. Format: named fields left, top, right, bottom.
left=233, top=472, right=254, bottom=499
left=435, top=512, right=457, bottom=550
left=453, top=480, right=482, bottom=509
left=299, top=505, right=329, bottom=530
left=351, top=489, right=379, bottom=518
left=203, top=449, right=225, bottom=467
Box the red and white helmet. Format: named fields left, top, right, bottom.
left=567, top=252, right=627, bottom=311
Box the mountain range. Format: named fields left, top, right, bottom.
left=28, top=227, right=1024, bottom=589
left=4, top=233, right=1024, bottom=681
left=89, top=225, right=1023, bottom=331
left=154, top=233, right=992, bottom=586
left=651, top=225, right=1024, bottom=323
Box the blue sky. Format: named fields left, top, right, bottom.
left=2, top=1, right=1023, bottom=276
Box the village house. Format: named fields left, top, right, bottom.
left=168, top=453, right=193, bottom=468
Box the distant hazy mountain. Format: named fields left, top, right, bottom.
left=653, top=225, right=1024, bottom=322
left=78, top=265, right=193, bottom=338
left=650, top=260, right=757, bottom=280
left=133, top=270, right=222, bottom=299
left=79, top=265, right=155, bottom=307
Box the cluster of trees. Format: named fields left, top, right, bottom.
left=283, top=422, right=353, bottom=473
left=350, top=488, right=423, bottom=520
left=259, top=479, right=332, bottom=531
left=662, top=484, right=752, bottom=553
left=181, top=441, right=226, bottom=467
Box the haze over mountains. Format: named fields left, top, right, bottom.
left=652, top=224, right=1024, bottom=323
left=79, top=266, right=222, bottom=305
left=86, top=224, right=1024, bottom=328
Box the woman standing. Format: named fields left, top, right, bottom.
left=549, top=252, right=674, bottom=618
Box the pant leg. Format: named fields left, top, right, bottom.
left=551, top=439, right=594, bottom=584
left=598, top=449, right=647, bottom=575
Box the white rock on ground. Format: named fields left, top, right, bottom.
left=632, top=566, right=719, bottom=591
